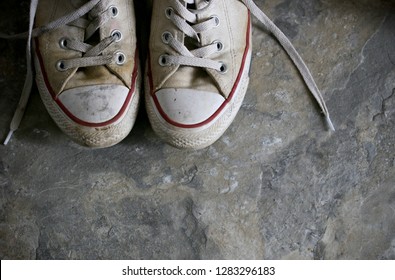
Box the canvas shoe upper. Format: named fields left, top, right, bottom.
left=145, top=0, right=334, bottom=149
left=4, top=0, right=140, bottom=147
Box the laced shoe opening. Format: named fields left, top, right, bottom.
left=85, top=30, right=100, bottom=47
left=184, top=36, right=200, bottom=51
left=186, top=3, right=197, bottom=10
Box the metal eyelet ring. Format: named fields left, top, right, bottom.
left=115, top=52, right=126, bottom=65
left=158, top=54, right=170, bottom=66
left=165, top=7, right=174, bottom=19
left=217, top=62, right=228, bottom=74
left=111, top=30, right=123, bottom=42
left=213, top=40, right=223, bottom=51
left=211, top=15, right=220, bottom=27
left=56, top=60, right=67, bottom=71
left=109, top=5, right=119, bottom=18
left=161, top=31, right=172, bottom=44
left=59, top=37, right=70, bottom=49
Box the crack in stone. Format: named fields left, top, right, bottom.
left=372, top=89, right=395, bottom=121
left=330, top=16, right=387, bottom=95
left=182, top=198, right=207, bottom=258
left=388, top=51, right=395, bottom=66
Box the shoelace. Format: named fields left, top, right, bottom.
left=160, top=0, right=335, bottom=131
left=1, top=0, right=124, bottom=145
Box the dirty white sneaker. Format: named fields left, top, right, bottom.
left=145, top=0, right=334, bottom=149
left=4, top=0, right=140, bottom=147
left=146, top=0, right=251, bottom=149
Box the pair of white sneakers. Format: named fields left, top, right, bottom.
left=4, top=0, right=334, bottom=149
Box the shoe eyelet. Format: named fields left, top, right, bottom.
left=114, top=52, right=126, bottom=65
left=165, top=7, right=174, bottom=19
left=111, top=30, right=122, bottom=42
left=109, top=5, right=119, bottom=18
left=211, top=15, right=220, bottom=27
left=59, top=37, right=70, bottom=49
left=56, top=60, right=67, bottom=71
left=218, top=62, right=227, bottom=74
left=213, top=40, right=223, bottom=51
left=159, top=54, right=170, bottom=66
left=161, top=31, right=172, bottom=44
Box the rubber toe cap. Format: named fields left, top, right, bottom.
left=155, top=88, right=225, bottom=126
left=59, top=84, right=129, bottom=124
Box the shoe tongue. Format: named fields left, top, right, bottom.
left=162, top=66, right=221, bottom=95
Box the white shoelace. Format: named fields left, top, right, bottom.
left=1, top=0, right=124, bottom=145
left=160, top=0, right=335, bottom=131
left=159, top=0, right=225, bottom=71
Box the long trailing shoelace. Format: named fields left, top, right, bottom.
left=160, top=0, right=335, bottom=131
left=1, top=0, right=124, bottom=145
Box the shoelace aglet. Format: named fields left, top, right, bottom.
left=326, top=115, right=335, bottom=132
left=3, top=130, right=14, bottom=145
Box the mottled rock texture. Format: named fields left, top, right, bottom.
left=0, top=0, right=394, bottom=259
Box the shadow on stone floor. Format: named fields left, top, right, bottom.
left=0, top=0, right=395, bottom=260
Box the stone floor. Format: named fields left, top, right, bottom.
left=1, top=0, right=395, bottom=260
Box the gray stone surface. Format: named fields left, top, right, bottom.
left=0, top=0, right=395, bottom=259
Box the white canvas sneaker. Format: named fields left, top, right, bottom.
left=146, top=0, right=251, bottom=149
left=4, top=0, right=140, bottom=147
left=145, top=0, right=334, bottom=149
